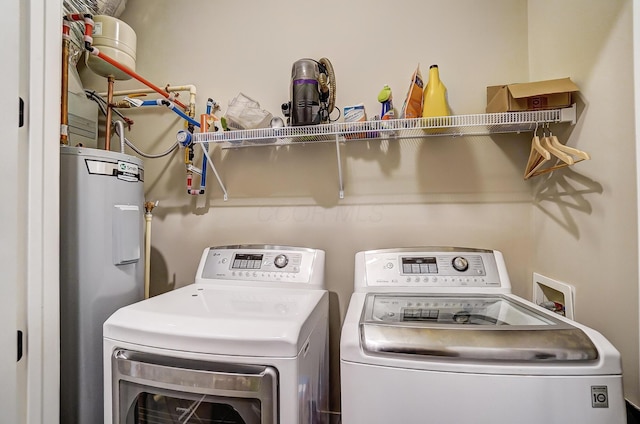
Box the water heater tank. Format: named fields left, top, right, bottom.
left=85, top=15, right=136, bottom=80
left=59, top=146, right=144, bottom=424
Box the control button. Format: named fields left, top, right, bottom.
left=452, top=256, right=469, bottom=272
left=406, top=277, right=411, bottom=283
left=274, top=254, right=289, bottom=268
left=431, top=277, right=438, bottom=283
left=385, top=262, right=394, bottom=269
left=414, top=277, right=420, bottom=283
left=221, top=258, right=227, bottom=264
left=231, top=271, right=236, bottom=277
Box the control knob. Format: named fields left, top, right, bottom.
left=274, top=254, right=289, bottom=268
left=452, top=256, right=469, bottom=272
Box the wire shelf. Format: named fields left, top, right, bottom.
left=191, top=105, right=576, bottom=199
left=192, top=106, right=576, bottom=147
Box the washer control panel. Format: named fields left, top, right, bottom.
left=229, top=252, right=302, bottom=273
left=361, top=248, right=505, bottom=288
left=196, top=245, right=322, bottom=286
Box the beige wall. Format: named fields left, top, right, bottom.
left=528, top=0, right=639, bottom=405
left=80, top=0, right=639, bottom=408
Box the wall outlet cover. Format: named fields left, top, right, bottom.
left=532, top=272, right=575, bottom=320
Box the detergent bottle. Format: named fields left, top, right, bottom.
left=378, top=84, right=395, bottom=120
left=422, top=65, right=450, bottom=117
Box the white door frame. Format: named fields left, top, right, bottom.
left=0, top=1, right=61, bottom=422
left=24, top=0, right=62, bottom=423
left=1, top=0, right=21, bottom=420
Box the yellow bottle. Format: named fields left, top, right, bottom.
left=422, top=64, right=450, bottom=117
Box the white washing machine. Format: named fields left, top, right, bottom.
left=340, top=247, right=626, bottom=424
left=104, top=245, right=329, bottom=424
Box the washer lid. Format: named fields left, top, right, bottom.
left=360, top=294, right=598, bottom=363
left=104, top=285, right=328, bottom=357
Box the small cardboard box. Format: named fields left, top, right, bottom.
left=486, top=77, right=579, bottom=113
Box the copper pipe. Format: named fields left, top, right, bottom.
left=60, top=27, right=70, bottom=145
left=94, top=50, right=188, bottom=110
left=105, top=76, right=115, bottom=151
left=200, top=114, right=207, bottom=133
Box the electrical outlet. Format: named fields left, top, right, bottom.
left=532, top=273, right=575, bottom=320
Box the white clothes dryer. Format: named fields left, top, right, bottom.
left=104, top=245, right=329, bottom=424
left=340, top=247, right=626, bottom=424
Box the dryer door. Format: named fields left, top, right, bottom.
left=111, top=350, right=277, bottom=424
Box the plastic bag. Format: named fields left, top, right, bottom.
left=223, top=93, right=273, bottom=130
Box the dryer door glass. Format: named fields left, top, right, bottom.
left=112, top=350, right=277, bottom=424
left=120, top=384, right=260, bottom=424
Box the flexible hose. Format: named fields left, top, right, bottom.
left=138, top=98, right=201, bottom=128
left=140, top=99, right=165, bottom=107
left=319, top=57, right=336, bottom=114
left=160, top=100, right=200, bottom=127
left=113, top=120, right=126, bottom=153
left=86, top=90, right=129, bottom=121
left=125, top=138, right=179, bottom=159
left=86, top=90, right=178, bottom=158
left=200, top=113, right=208, bottom=190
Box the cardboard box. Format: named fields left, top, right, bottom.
left=486, top=77, right=579, bottom=113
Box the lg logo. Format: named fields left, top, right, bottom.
left=591, top=386, right=609, bottom=408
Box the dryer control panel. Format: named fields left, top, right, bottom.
left=195, top=245, right=325, bottom=288
left=356, top=247, right=511, bottom=291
